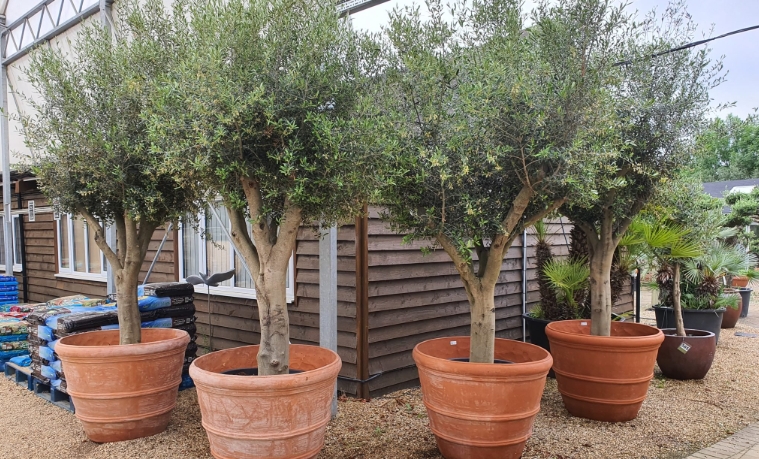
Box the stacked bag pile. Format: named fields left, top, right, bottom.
left=27, top=284, right=197, bottom=391
left=0, top=315, right=30, bottom=370
left=0, top=275, right=19, bottom=310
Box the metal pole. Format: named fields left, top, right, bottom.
left=100, top=0, right=117, bottom=297
left=635, top=268, right=641, bottom=323
left=0, top=12, right=13, bottom=277
left=319, top=224, right=338, bottom=417
left=522, top=229, right=527, bottom=342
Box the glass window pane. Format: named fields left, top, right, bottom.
left=72, top=218, right=86, bottom=273
left=205, top=206, right=232, bottom=286
left=182, top=217, right=198, bottom=279
left=59, top=215, right=69, bottom=269
left=234, top=253, right=253, bottom=289
left=13, top=217, right=21, bottom=266
left=86, top=223, right=101, bottom=273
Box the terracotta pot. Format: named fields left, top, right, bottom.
left=546, top=320, right=663, bottom=422
left=190, top=344, right=341, bottom=459
left=413, top=336, right=552, bottom=459
left=656, top=329, right=716, bottom=380
left=56, top=328, right=190, bottom=442
left=721, top=298, right=741, bottom=329
left=732, top=275, right=749, bottom=287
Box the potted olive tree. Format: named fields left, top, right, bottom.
left=146, top=0, right=380, bottom=456
left=21, top=0, right=205, bottom=442
left=548, top=3, right=722, bottom=422
left=372, top=0, right=629, bottom=456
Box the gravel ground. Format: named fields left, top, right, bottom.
left=1, top=290, right=758, bottom=459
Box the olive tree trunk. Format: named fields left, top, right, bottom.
left=80, top=209, right=158, bottom=345
left=227, top=179, right=303, bottom=375
left=468, top=281, right=498, bottom=363
left=587, top=242, right=616, bottom=336
left=672, top=263, right=686, bottom=337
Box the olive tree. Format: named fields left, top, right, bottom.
left=147, top=0, right=380, bottom=374
left=21, top=0, right=205, bottom=345
left=561, top=2, right=724, bottom=336
left=372, top=0, right=630, bottom=363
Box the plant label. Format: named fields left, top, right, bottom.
left=450, top=340, right=457, bottom=346
left=580, top=322, right=588, bottom=326
left=677, top=342, right=691, bottom=354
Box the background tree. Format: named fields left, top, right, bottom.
left=147, top=0, right=380, bottom=374
left=692, top=114, right=759, bottom=181
left=21, top=0, right=205, bottom=345
left=373, top=0, right=631, bottom=363
left=561, top=2, right=724, bottom=336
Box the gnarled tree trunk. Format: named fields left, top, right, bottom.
left=468, top=281, right=497, bottom=363
left=254, top=268, right=291, bottom=375
left=115, top=267, right=142, bottom=345
left=672, top=264, right=685, bottom=337
left=587, top=237, right=616, bottom=337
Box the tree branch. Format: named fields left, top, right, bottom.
left=115, top=212, right=126, bottom=265
left=436, top=232, right=478, bottom=287
left=228, top=206, right=261, bottom=276
left=76, top=206, right=122, bottom=271
left=271, top=200, right=302, bottom=270
left=241, top=177, right=272, bottom=261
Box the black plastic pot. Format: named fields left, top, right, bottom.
left=653, top=306, right=725, bottom=344
left=738, top=288, right=752, bottom=318
left=522, top=314, right=554, bottom=377
left=656, top=329, right=716, bottom=380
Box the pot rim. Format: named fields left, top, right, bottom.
left=653, top=305, right=726, bottom=313
left=545, top=319, right=664, bottom=348
left=659, top=328, right=716, bottom=338
left=413, top=336, right=552, bottom=377
left=522, top=313, right=552, bottom=324
left=190, top=344, right=341, bottom=391
left=56, top=328, right=190, bottom=360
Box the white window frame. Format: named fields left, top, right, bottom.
left=0, top=214, right=23, bottom=273
left=178, top=209, right=295, bottom=302
left=55, top=214, right=107, bottom=282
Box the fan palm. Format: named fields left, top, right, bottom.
left=542, top=257, right=590, bottom=320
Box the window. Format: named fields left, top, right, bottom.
left=0, top=215, right=22, bottom=272
left=56, top=214, right=107, bottom=280
left=179, top=204, right=295, bottom=301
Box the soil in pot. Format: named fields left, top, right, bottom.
left=545, top=320, right=663, bottom=423
left=656, top=329, right=716, bottom=380
left=56, top=328, right=190, bottom=443
left=413, top=336, right=552, bottom=459
left=653, top=306, right=725, bottom=343
left=190, top=344, right=341, bottom=459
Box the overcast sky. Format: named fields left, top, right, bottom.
left=350, top=0, right=759, bottom=120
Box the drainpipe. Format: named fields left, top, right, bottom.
left=522, top=229, right=527, bottom=342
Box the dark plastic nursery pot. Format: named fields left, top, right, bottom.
left=653, top=306, right=724, bottom=344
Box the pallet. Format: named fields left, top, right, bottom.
left=4, top=361, right=33, bottom=390
left=32, top=378, right=75, bottom=413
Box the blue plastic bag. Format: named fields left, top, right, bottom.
left=39, top=346, right=55, bottom=362
left=37, top=325, right=54, bottom=342
left=9, top=355, right=31, bottom=366
left=41, top=364, right=57, bottom=380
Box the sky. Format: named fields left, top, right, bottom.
left=350, top=0, right=759, bottom=119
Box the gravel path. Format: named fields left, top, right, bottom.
left=1, top=293, right=758, bottom=459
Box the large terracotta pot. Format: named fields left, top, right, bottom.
left=190, top=344, right=341, bottom=459
left=656, top=329, right=716, bottom=380
left=732, top=276, right=749, bottom=288
left=721, top=300, right=741, bottom=329
left=546, top=320, right=663, bottom=422
left=56, top=328, right=190, bottom=442
left=413, top=336, right=552, bottom=459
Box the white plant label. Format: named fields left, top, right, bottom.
left=677, top=342, right=691, bottom=354
left=28, top=201, right=35, bottom=222
left=450, top=340, right=457, bottom=345
left=580, top=322, right=588, bottom=326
